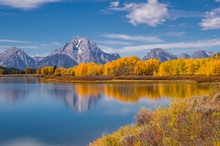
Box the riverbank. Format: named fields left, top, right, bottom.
left=90, top=93, right=220, bottom=146
left=43, top=75, right=220, bottom=83
left=0, top=74, right=43, bottom=77
left=0, top=74, right=220, bottom=83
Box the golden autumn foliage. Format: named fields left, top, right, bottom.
left=134, top=58, right=161, bottom=75
left=157, top=58, right=220, bottom=76
left=104, top=62, right=114, bottom=76
left=74, top=62, right=103, bottom=76
left=0, top=69, right=4, bottom=74
left=104, top=56, right=141, bottom=76
left=67, top=67, right=75, bottom=76
left=86, top=62, right=103, bottom=76
left=91, top=94, right=220, bottom=146
left=40, top=66, right=56, bottom=75
left=75, top=62, right=88, bottom=76
left=206, top=60, right=220, bottom=76
left=37, top=56, right=220, bottom=77
left=212, top=52, right=220, bottom=59
left=54, top=68, right=67, bottom=76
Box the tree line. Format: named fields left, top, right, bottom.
left=0, top=66, right=28, bottom=74
left=0, top=54, right=219, bottom=76
left=37, top=56, right=220, bottom=77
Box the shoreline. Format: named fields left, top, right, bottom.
left=0, top=75, right=220, bottom=83
left=0, top=74, right=43, bottom=77
left=42, top=75, right=220, bottom=83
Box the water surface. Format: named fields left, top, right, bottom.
left=0, top=77, right=214, bottom=146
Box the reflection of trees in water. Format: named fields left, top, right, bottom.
left=104, top=83, right=211, bottom=102
left=48, top=83, right=213, bottom=111
left=48, top=84, right=103, bottom=112
left=0, top=79, right=214, bottom=111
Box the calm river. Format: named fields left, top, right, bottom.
left=0, top=77, right=216, bottom=146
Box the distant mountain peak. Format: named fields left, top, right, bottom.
left=5, top=47, right=22, bottom=53
left=143, top=48, right=177, bottom=62
left=70, top=36, right=89, bottom=46
left=143, top=48, right=215, bottom=61
left=178, top=53, right=190, bottom=59
left=9, top=46, right=20, bottom=50
left=152, top=48, right=163, bottom=51
left=191, top=50, right=209, bottom=59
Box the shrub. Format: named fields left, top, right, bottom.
left=90, top=93, right=220, bottom=146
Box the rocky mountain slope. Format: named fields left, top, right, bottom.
left=142, top=48, right=177, bottom=62
left=178, top=53, right=190, bottom=59
left=191, top=50, right=210, bottom=59
left=36, top=53, right=78, bottom=68
left=0, top=47, right=35, bottom=69
left=59, top=36, right=120, bottom=64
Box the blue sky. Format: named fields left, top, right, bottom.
left=0, top=0, right=220, bottom=58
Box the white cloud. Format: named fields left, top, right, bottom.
left=165, top=31, right=185, bottom=37
left=98, top=45, right=116, bottom=53
left=110, top=0, right=168, bottom=26
left=0, top=45, right=40, bottom=49
left=0, top=0, right=61, bottom=9
left=0, top=39, right=36, bottom=44
left=216, top=0, right=220, bottom=2
left=110, top=1, right=119, bottom=8
left=169, top=10, right=203, bottom=19
left=49, top=41, right=63, bottom=46
left=118, top=39, right=220, bottom=53
left=200, top=8, right=220, bottom=30
left=102, top=33, right=164, bottom=43
left=127, top=0, right=168, bottom=26
left=0, top=40, right=63, bottom=51
left=98, top=40, right=133, bottom=46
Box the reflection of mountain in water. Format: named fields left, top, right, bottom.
left=66, top=94, right=102, bottom=112
left=0, top=78, right=214, bottom=112
left=0, top=77, right=40, bottom=103
left=48, top=84, right=103, bottom=112
left=48, top=83, right=213, bottom=112
left=0, top=85, right=31, bottom=103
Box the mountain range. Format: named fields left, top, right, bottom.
left=142, top=48, right=215, bottom=62
left=0, top=37, right=120, bottom=69
left=0, top=37, right=216, bottom=69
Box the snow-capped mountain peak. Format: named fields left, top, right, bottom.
left=61, top=36, right=120, bottom=64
